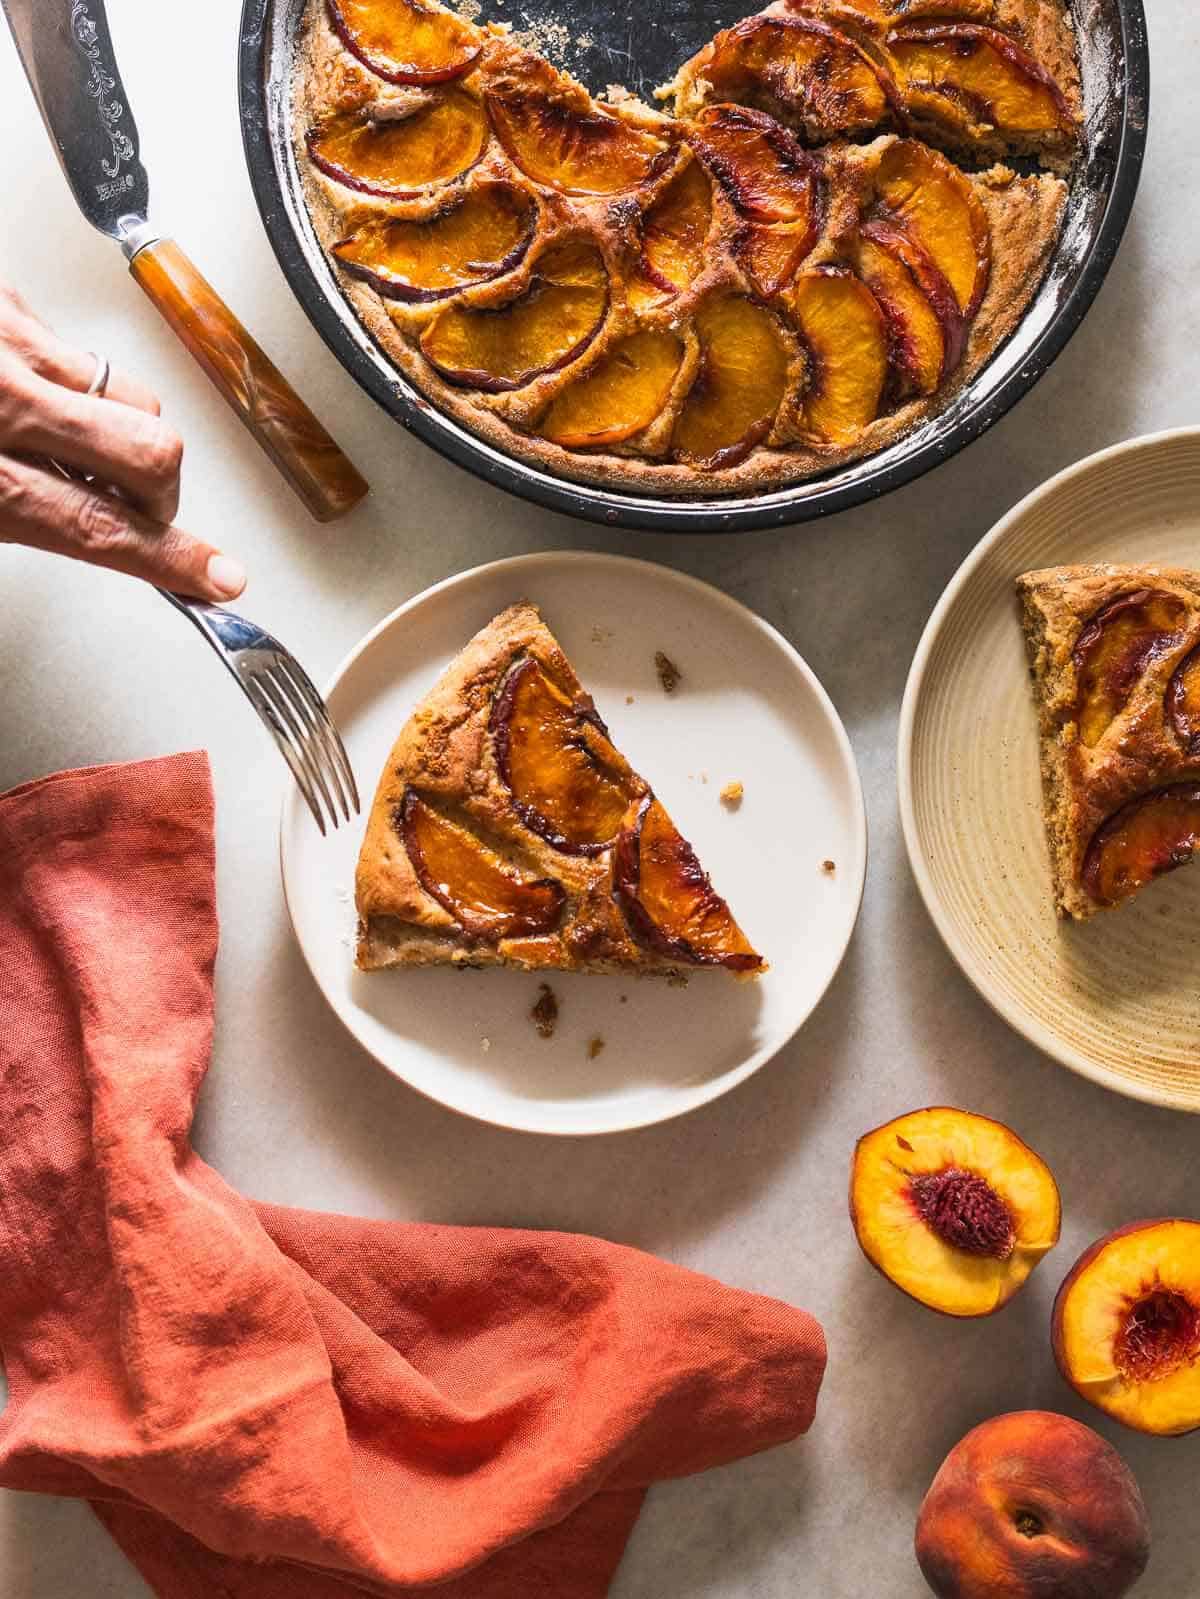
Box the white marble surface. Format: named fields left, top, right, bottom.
left=2, top=3, right=1199, bottom=1595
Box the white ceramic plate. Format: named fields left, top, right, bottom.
left=900, top=428, right=1200, bottom=1113
left=282, top=552, right=866, bottom=1135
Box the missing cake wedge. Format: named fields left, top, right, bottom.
left=1017, top=563, right=1200, bottom=921
left=355, top=602, right=763, bottom=974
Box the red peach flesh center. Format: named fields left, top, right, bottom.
left=1114, top=1287, right=1200, bottom=1382
left=908, top=1167, right=1016, bottom=1259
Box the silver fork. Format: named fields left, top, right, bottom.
left=45, top=457, right=358, bottom=833
left=159, top=591, right=359, bottom=835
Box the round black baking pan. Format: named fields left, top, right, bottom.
left=238, top=0, right=1148, bottom=534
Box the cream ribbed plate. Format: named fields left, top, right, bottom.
left=900, top=429, right=1200, bottom=1113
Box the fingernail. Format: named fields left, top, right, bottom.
left=206, top=553, right=246, bottom=599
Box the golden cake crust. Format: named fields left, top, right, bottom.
left=1018, top=564, right=1200, bottom=920
left=293, top=0, right=1079, bottom=495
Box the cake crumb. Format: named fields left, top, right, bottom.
left=821, top=859, right=837, bottom=876
left=720, top=780, right=744, bottom=809
left=667, top=971, right=689, bottom=989
left=481, top=1037, right=492, bottom=1053
left=625, top=694, right=635, bottom=705
left=587, top=1036, right=605, bottom=1060
left=620, top=994, right=628, bottom=1004
left=655, top=651, right=682, bottom=694
left=531, top=984, right=559, bottom=1039
left=591, top=624, right=613, bottom=645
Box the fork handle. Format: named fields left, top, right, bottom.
left=129, top=238, right=369, bottom=524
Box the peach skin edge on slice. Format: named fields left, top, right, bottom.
left=788, top=265, right=888, bottom=448
left=419, top=240, right=609, bottom=392
left=670, top=294, right=790, bottom=471
left=1166, top=643, right=1200, bottom=756
left=886, top=23, right=1076, bottom=138
left=328, top=0, right=482, bottom=86
left=399, top=789, right=565, bottom=941
left=539, top=331, right=687, bottom=449
left=873, top=139, right=991, bottom=319
left=332, top=184, right=537, bottom=303
left=306, top=92, right=488, bottom=199
left=850, top=1107, right=1061, bottom=1318
left=1070, top=589, right=1191, bottom=750
left=1081, top=782, right=1200, bottom=909
left=1052, top=1219, right=1200, bottom=1437
left=632, top=157, right=714, bottom=303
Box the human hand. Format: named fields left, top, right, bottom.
left=0, top=283, right=245, bottom=599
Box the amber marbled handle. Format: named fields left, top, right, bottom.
left=129, top=238, right=368, bottom=523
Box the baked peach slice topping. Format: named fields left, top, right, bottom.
left=306, top=91, right=488, bottom=198
left=328, top=0, right=481, bottom=86
left=850, top=1108, right=1061, bottom=1317
left=613, top=795, right=763, bottom=971
left=1053, top=1220, right=1200, bottom=1436
left=789, top=266, right=887, bottom=446
left=1081, top=783, right=1200, bottom=908
left=874, top=140, right=991, bottom=318
left=485, top=57, right=670, bottom=196
left=671, top=296, right=789, bottom=470
left=332, top=184, right=536, bottom=302
left=632, top=158, right=713, bottom=304
left=490, top=656, right=643, bottom=855
left=1166, top=643, right=1200, bottom=755
left=854, top=222, right=962, bottom=395
left=1072, top=589, right=1189, bottom=748
left=540, top=331, right=686, bottom=449
left=887, top=23, right=1074, bottom=142
left=399, top=790, right=565, bottom=940
left=420, top=241, right=608, bottom=391
left=690, top=15, right=901, bottom=141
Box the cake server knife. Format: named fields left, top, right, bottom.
left=1, top=0, right=368, bottom=523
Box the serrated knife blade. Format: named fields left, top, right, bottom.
left=1, top=0, right=156, bottom=256
left=0, top=0, right=367, bottom=521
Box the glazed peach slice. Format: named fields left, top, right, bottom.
left=490, top=655, right=643, bottom=854
left=399, top=790, right=564, bottom=940
left=328, top=0, right=481, bottom=86
left=671, top=296, right=790, bottom=470
left=485, top=56, right=670, bottom=196
left=420, top=241, right=608, bottom=391
left=789, top=267, right=887, bottom=446
left=332, top=184, right=536, bottom=302
left=685, top=15, right=901, bottom=142
left=1166, top=643, right=1200, bottom=755
left=632, top=158, right=713, bottom=304
left=854, top=223, right=962, bottom=395
left=887, top=24, right=1075, bottom=144
left=1081, top=783, right=1200, bottom=908
left=306, top=91, right=488, bottom=198
left=540, top=331, right=686, bottom=449
left=1053, top=1220, right=1200, bottom=1436
left=874, top=140, right=990, bottom=318
left=850, top=1108, right=1061, bottom=1317
left=1072, top=589, right=1190, bottom=748
left=613, top=795, right=763, bottom=972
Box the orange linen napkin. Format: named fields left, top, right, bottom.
left=0, top=753, right=827, bottom=1598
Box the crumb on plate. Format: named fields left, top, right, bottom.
left=655, top=651, right=681, bottom=694
left=587, top=1036, right=605, bottom=1060
left=720, top=780, right=744, bottom=809
left=531, top=983, right=559, bottom=1039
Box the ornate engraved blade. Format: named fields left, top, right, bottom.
left=1, top=0, right=150, bottom=246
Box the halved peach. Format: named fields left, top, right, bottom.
left=1053, top=1219, right=1200, bottom=1436
left=887, top=23, right=1074, bottom=143
left=539, top=331, right=686, bottom=449
left=490, top=656, right=643, bottom=854
left=671, top=295, right=790, bottom=469
left=1072, top=589, right=1190, bottom=748
left=485, top=57, right=670, bottom=196
left=633, top=158, right=713, bottom=302
left=613, top=795, right=763, bottom=971
left=850, top=1108, right=1061, bottom=1317
left=684, top=15, right=901, bottom=141
left=1166, top=644, right=1200, bottom=756
left=328, top=0, right=481, bottom=86
left=853, top=224, right=955, bottom=395
left=306, top=92, right=488, bottom=197
left=419, top=240, right=608, bottom=391
left=332, top=184, right=536, bottom=301
left=789, top=266, right=888, bottom=446
left=399, top=790, right=565, bottom=940
left=916, top=1412, right=1150, bottom=1599
left=874, top=139, right=991, bottom=318
left=1081, top=783, right=1200, bottom=908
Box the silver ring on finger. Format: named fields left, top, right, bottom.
left=85, top=351, right=111, bottom=399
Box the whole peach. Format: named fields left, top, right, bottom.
left=915, top=1411, right=1149, bottom=1599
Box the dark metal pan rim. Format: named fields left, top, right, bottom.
left=238, top=0, right=1149, bottom=535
